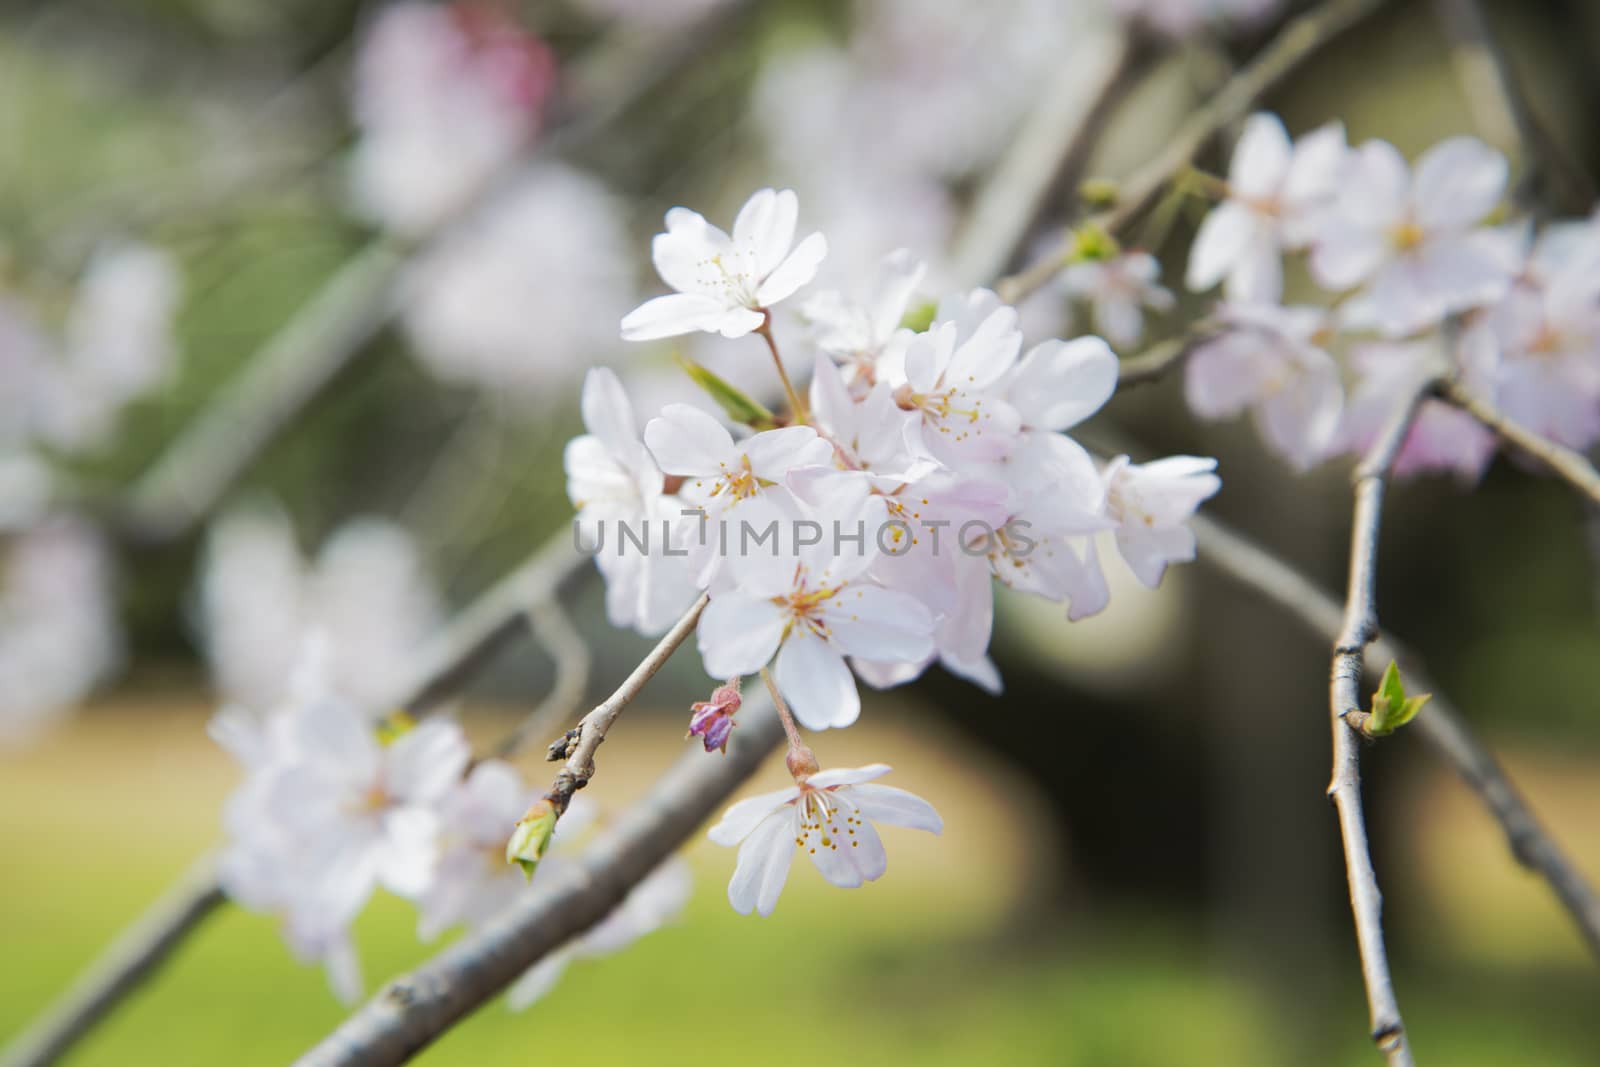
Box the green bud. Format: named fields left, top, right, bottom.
left=899, top=300, right=938, bottom=333
left=506, top=798, right=559, bottom=880
left=1078, top=178, right=1120, bottom=209
left=1067, top=223, right=1120, bottom=264
left=675, top=356, right=777, bottom=430
left=374, top=711, right=415, bottom=746
left=1367, top=660, right=1431, bottom=737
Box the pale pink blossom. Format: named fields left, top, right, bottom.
left=1060, top=252, right=1175, bottom=349
left=708, top=763, right=941, bottom=917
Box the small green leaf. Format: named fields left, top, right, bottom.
left=900, top=300, right=937, bottom=333
left=675, top=356, right=777, bottom=430
left=506, top=798, right=559, bottom=881
left=1368, top=660, right=1432, bottom=736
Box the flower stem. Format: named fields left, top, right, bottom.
left=755, top=318, right=807, bottom=424
left=760, top=666, right=818, bottom=780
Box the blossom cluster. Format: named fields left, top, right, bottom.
left=0, top=241, right=180, bottom=742
left=1180, top=113, right=1600, bottom=478
left=572, top=187, right=1221, bottom=913
left=202, top=517, right=688, bottom=1003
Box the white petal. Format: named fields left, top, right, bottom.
left=808, top=763, right=893, bottom=788
left=755, top=232, right=827, bottom=307
left=774, top=632, right=860, bottom=730
left=727, top=810, right=796, bottom=916
left=643, top=404, right=736, bottom=476
left=1006, top=337, right=1117, bottom=431
left=1223, top=237, right=1284, bottom=305
left=1336, top=140, right=1410, bottom=229
left=847, top=783, right=944, bottom=834
left=1228, top=113, right=1292, bottom=199
left=385, top=720, right=470, bottom=803
left=734, top=188, right=799, bottom=276
left=621, top=293, right=726, bottom=341
left=708, top=788, right=799, bottom=847
left=1412, top=137, right=1507, bottom=231
left=652, top=214, right=726, bottom=294
left=1186, top=202, right=1261, bottom=293
left=1310, top=227, right=1389, bottom=291
left=823, top=585, right=934, bottom=664
left=506, top=951, right=573, bottom=1011
left=697, top=592, right=787, bottom=679
left=744, top=425, right=833, bottom=481
left=805, top=796, right=885, bottom=888
left=580, top=367, right=641, bottom=463
left=711, top=306, right=768, bottom=338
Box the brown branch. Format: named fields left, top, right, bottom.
left=542, top=594, right=709, bottom=815
left=1326, top=376, right=1435, bottom=1066
left=1440, top=380, right=1600, bottom=508
left=292, top=693, right=784, bottom=1067
left=949, top=29, right=1157, bottom=285
left=1192, top=510, right=1600, bottom=955
left=996, top=0, right=1389, bottom=306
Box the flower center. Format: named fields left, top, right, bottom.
left=776, top=579, right=843, bottom=638
left=1389, top=220, right=1426, bottom=252
left=792, top=787, right=863, bottom=855
left=708, top=454, right=761, bottom=501
left=697, top=247, right=761, bottom=307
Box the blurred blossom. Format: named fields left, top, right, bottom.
left=1059, top=251, right=1175, bottom=350
left=6, top=243, right=182, bottom=454
left=200, top=506, right=442, bottom=716
left=349, top=1, right=555, bottom=237
left=402, top=165, right=635, bottom=394
left=569, top=0, right=736, bottom=26
left=1334, top=338, right=1498, bottom=482
left=0, top=520, right=120, bottom=745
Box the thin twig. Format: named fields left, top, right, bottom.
left=1440, top=380, right=1600, bottom=507
left=996, top=0, right=1389, bottom=305
left=110, top=0, right=765, bottom=547
left=1192, top=510, right=1600, bottom=956
left=949, top=29, right=1156, bottom=285
left=484, top=600, right=592, bottom=763
left=542, top=594, right=710, bottom=815
left=293, top=693, right=785, bottom=1067
left=1328, top=377, right=1437, bottom=1065
left=1431, top=0, right=1595, bottom=213
left=1117, top=329, right=1212, bottom=388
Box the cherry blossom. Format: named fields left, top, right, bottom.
left=708, top=763, right=941, bottom=917
left=1184, top=304, right=1345, bottom=470
left=1097, top=455, right=1223, bottom=591
left=620, top=188, right=828, bottom=341
left=349, top=1, right=554, bottom=236
left=1186, top=114, right=1347, bottom=302
left=566, top=369, right=700, bottom=633
left=200, top=506, right=442, bottom=715
left=1060, top=251, right=1176, bottom=349
left=687, top=680, right=742, bottom=753
left=1310, top=136, right=1512, bottom=336
left=802, top=249, right=927, bottom=386
left=697, top=539, right=935, bottom=731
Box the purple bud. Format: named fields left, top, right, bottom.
left=687, top=681, right=741, bottom=753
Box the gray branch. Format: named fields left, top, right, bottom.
left=292, top=694, right=783, bottom=1067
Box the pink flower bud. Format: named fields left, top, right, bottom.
left=687, top=680, right=741, bottom=754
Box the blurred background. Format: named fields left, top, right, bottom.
left=2, top=0, right=1599, bottom=1063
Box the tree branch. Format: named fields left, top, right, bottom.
left=1430, top=0, right=1595, bottom=213
left=0, top=855, right=225, bottom=1067
left=1326, top=377, right=1435, bottom=1066
left=996, top=0, right=1389, bottom=306
left=542, top=594, right=709, bottom=814
left=0, top=532, right=592, bottom=1067
left=949, top=29, right=1157, bottom=285
left=1440, top=380, right=1600, bottom=508
left=293, top=694, right=784, bottom=1067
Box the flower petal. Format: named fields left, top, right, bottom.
left=697, top=592, right=787, bottom=679
left=621, top=293, right=727, bottom=341
left=727, top=809, right=796, bottom=916
left=755, top=232, right=827, bottom=307
left=808, top=763, right=892, bottom=788
left=847, top=783, right=944, bottom=834
left=734, top=188, right=799, bottom=277
left=1228, top=112, right=1292, bottom=200
left=1412, top=137, right=1506, bottom=231
left=643, top=404, right=736, bottom=477
left=774, top=631, right=860, bottom=730
left=708, top=787, right=798, bottom=847
left=1186, top=202, right=1261, bottom=293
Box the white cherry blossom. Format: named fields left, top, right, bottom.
left=1186, top=114, right=1347, bottom=302
left=708, top=763, right=941, bottom=917
left=1097, top=455, right=1222, bottom=590
left=802, top=249, right=926, bottom=385
left=1310, top=136, right=1512, bottom=336
left=621, top=188, right=828, bottom=341
left=1184, top=304, right=1345, bottom=470
left=1060, top=251, right=1175, bottom=349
